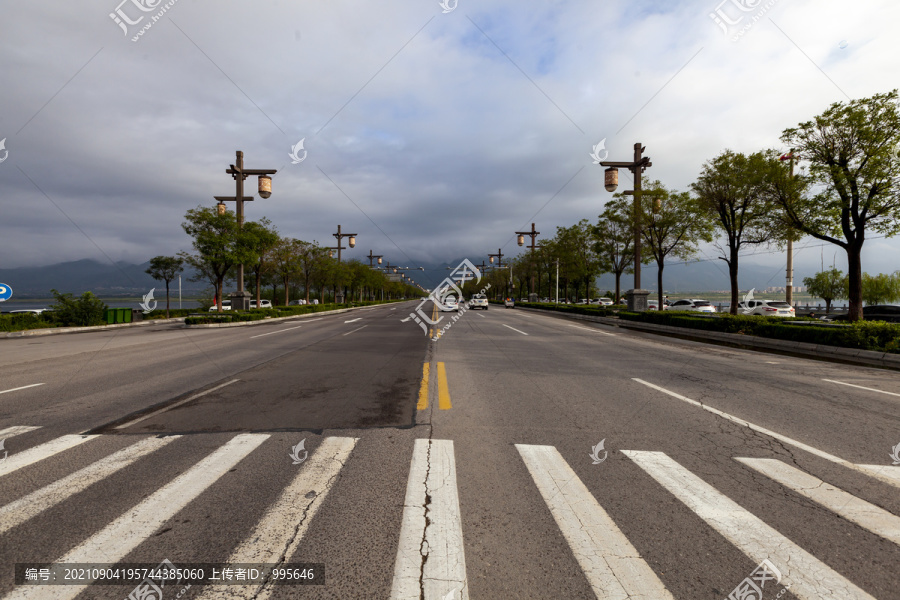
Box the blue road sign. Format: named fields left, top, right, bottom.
left=0, top=283, right=12, bottom=301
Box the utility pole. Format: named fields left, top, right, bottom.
left=215, top=150, right=277, bottom=310
left=366, top=250, right=383, bottom=267
left=329, top=225, right=357, bottom=303
left=515, top=222, right=541, bottom=302
left=786, top=151, right=795, bottom=306
left=554, top=258, right=559, bottom=304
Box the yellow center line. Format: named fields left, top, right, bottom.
left=417, top=363, right=430, bottom=410
left=437, top=362, right=452, bottom=410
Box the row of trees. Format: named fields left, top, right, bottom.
left=497, top=90, right=900, bottom=321
left=804, top=268, right=900, bottom=312
left=145, top=206, right=424, bottom=314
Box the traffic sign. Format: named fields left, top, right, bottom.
left=0, top=283, right=11, bottom=301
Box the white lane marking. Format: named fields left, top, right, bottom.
left=0, top=425, right=41, bottom=438
left=736, top=457, right=900, bottom=546
left=1, top=434, right=269, bottom=600
left=632, top=379, right=900, bottom=489
left=115, top=379, right=240, bottom=429
left=624, top=451, right=876, bottom=600
left=476, top=313, right=486, bottom=318
left=391, top=308, right=396, bottom=310
left=343, top=325, right=368, bottom=336
left=199, top=437, right=357, bottom=600
left=400, top=317, right=412, bottom=323
left=502, top=324, right=528, bottom=336
left=390, top=439, right=468, bottom=600
left=249, top=325, right=303, bottom=339
left=344, top=317, right=363, bottom=323
left=0, top=435, right=98, bottom=479
left=516, top=444, right=674, bottom=599
left=0, top=383, right=45, bottom=395
left=823, top=379, right=900, bottom=398
left=567, top=324, right=616, bottom=336
left=0, top=436, right=178, bottom=535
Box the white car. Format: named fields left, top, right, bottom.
left=470, top=294, right=488, bottom=310
left=595, top=298, right=614, bottom=306
left=667, top=299, right=716, bottom=313
left=9, top=309, right=49, bottom=314
left=209, top=300, right=232, bottom=311
left=250, top=299, right=273, bottom=309
left=289, top=299, right=307, bottom=306
left=742, top=300, right=795, bottom=317
left=441, top=296, right=459, bottom=312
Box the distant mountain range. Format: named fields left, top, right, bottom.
left=0, top=256, right=803, bottom=299
left=0, top=259, right=207, bottom=298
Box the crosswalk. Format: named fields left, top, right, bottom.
left=0, top=426, right=896, bottom=599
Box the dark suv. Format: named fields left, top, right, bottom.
left=863, top=305, right=900, bottom=323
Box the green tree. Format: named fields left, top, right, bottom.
left=49, top=289, right=107, bottom=326
left=181, top=205, right=250, bottom=312
left=593, top=208, right=634, bottom=303
left=242, top=218, right=280, bottom=309
left=145, top=255, right=184, bottom=318
left=272, top=237, right=303, bottom=306
left=861, top=272, right=900, bottom=306
left=609, top=179, right=714, bottom=308
left=764, top=90, right=900, bottom=321
left=802, top=267, right=846, bottom=314
left=693, top=150, right=791, bottom=314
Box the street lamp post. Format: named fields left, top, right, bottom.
left=516, top=222, right=542, bottom=302
left=329, top=225, right=357, bottom=303
left=215, top=150, right=277, bottom=310
left=366, top=250, right=383, bottom=267
left=599, top=142, right=652, bottom=311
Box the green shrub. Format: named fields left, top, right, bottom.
left=0, top=313, right=58, bottom=333
left=48, top=289, right=107, bottom=326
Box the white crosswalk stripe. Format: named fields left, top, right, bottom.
left=0, top=436, right=178, bottom=535
left=0, top=426, right=41, bottom=439
left=517, top=444, right=674, bottom=600
left=2, top=433, right=268, bottom=600
left=391, top=439, right=468, bottom=600
left=197, top=436, right=358, bottom=600
left=0, top=434, right=98, bottom=479
left=736, top=457, right=900, bottom=546
left=624, top=450, right=876, bottom=600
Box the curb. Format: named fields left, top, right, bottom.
left=519, top=307, right=900, bottom=371
left=3, top=317, right=186, bottom=339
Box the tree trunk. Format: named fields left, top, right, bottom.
left=825, top=299, right=832, bottom=314
left=729, top=248, right=740, bottom=315
left=165, top=280, right=170, bottom=318
left=614, top=270, right=621, bottom=304
left=271, top=282, right=277, bottom=305
left=284, top=278, right=290, bottom=306
left=657, top=265, right=664, bottom=309
left=216, top=278, right=224, bottom=312
left=847, top=245, right=863, bottom=321
left=256, top=270, right=262, bottom=309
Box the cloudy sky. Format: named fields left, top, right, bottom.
left=2, top=0, right=899, bottom=290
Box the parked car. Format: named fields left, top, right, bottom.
left=504, top=297, right=515, bottom=308
left=597, top=298, right=614, bottom=306
left=742, top=299, right=795, bottom=317
left=647, top=300, right=661, bottom=310
left=289, top=299, right=307, bottom=306
left=862, top=305, right=900, bottom=323
left=667, top=299, right=717, bottom=313
left=470, top=294, right=488, bottom=310
left=208, top=300, right=232, bottom=311
left=9, top=308, right=49, bottom=315
left=578, top=298, right=590, bottom=305
left=441, top=296, right=459, bottom=312
left=250, top=299, right=273, bottom=309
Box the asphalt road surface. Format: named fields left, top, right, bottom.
left=1, top=300, right=900, bottom=599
